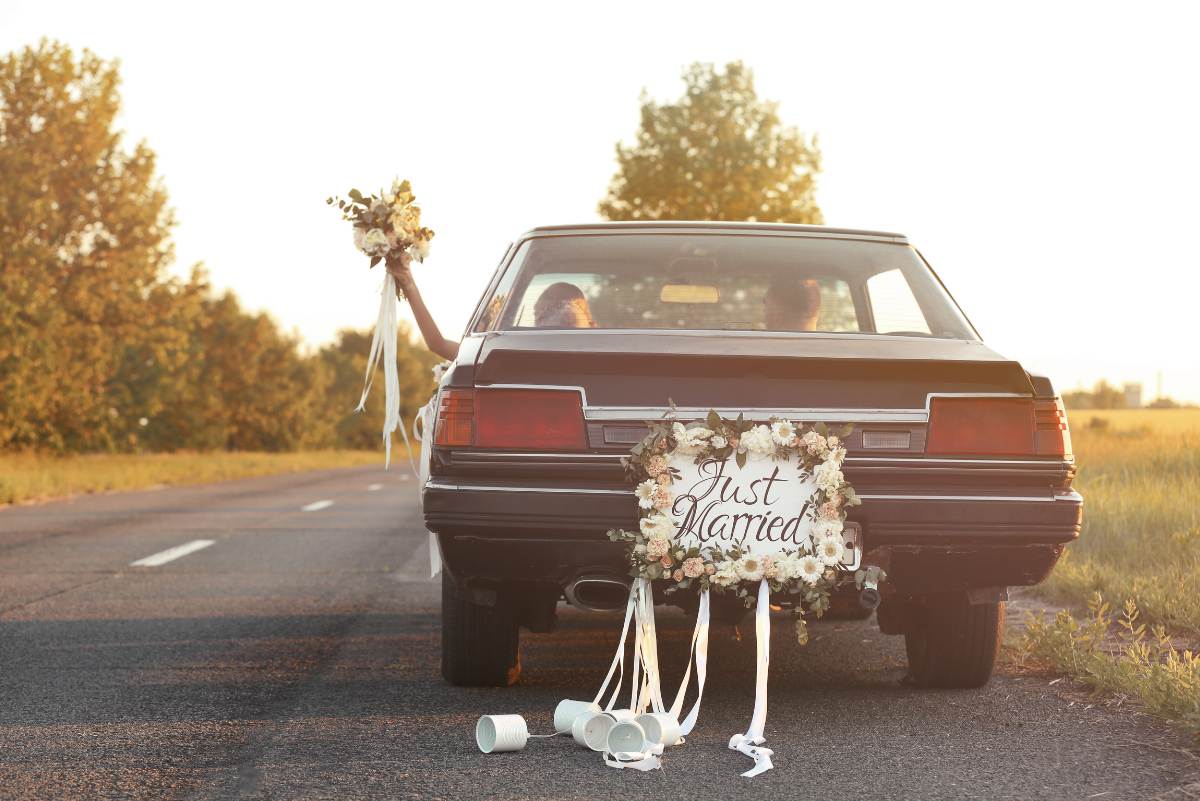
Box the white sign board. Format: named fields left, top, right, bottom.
left=669, top=452, right=821, bottom=556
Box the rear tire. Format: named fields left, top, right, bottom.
left=905, top=599, right=1004, bottom=688
left=441, top=572, right=521, bottom=687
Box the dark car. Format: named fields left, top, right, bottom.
left=423, top=222, right=1081, bottom=689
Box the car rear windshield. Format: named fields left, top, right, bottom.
left=475, top=233, right=977, bottom=340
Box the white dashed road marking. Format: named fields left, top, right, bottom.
left=301, top=500, right=334, bottom=512
left=130, top=539, right=215, bottom=567
left=367, top=484, right=383, bottom=491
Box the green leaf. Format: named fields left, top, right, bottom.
left=735, top=450, right=747, bottom=469
left=369, top=255, right=381, bottom=268
left=839, top=423, right=854, bottom=438
left=815, top=421, right=829, bottom=436
left=706, top=409, right=721, bottom=429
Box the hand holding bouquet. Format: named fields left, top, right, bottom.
left=327, top=178, right=436, bottom=467
left=327, top=178, right=434, bottom=299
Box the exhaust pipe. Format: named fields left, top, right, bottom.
left=565, top=576, right=630, bottom=612
left=858, top=565, right=883, bottom=610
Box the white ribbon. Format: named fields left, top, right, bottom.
left=593, top=582, right=639, bottom=711
left=603, top=743, right=663, bottom=772
left=670, top=589, right=710, bottom=737
left=728, top=579, right=774, bottom=778
left=357, top=273, right=418, bottom=475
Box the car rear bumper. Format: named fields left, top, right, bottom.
left=424, top=479, right=1082, bottom=594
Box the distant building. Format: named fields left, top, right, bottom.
left=1123, top=382, right=1143, bottom=409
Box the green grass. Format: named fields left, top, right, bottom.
left=0, top=449, right=397, bottom=505
left=1019, top=407, right=1200, bottom=739
left=1039, top=409, right=1200, bottom=634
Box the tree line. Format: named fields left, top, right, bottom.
left=0, top=41, right=438, bottom=454
left=2, top=42, right=821, bottom=454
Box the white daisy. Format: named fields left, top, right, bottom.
left=797, top=554, right=823, bottom=585
left=816, top=536, right=845, bottom=566
left=639, top=513, right=675, bottom=539
left=770, top=420, right=797, bottom=446
left=735, top=555, right=766, bottom=582
left=634, top=479, right=658, bottom=509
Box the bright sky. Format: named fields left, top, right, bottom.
left=5, top=1, right=1199, bottom=402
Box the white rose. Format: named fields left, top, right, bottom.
left=710, top=435, right=727, bottom=449
left=812, top=517, right=844, bottom=539
left=740, top=425, right=774, bottom=456
left=772, top=556, right=799, bottom=581
left=409, top=238, right=431, bottom=262
left=712, top=560, right=739, bottom=587
left=813, top=461, right=844, bottom=493
left=362, top=228, right=389, bottom=255
left=353, top=226, right=368, bottom=252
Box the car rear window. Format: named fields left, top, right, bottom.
left=479, top=233, right=976, bottom=340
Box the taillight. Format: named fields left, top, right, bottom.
left=433, top=387, right=587, bottom=450
left=926, top=397, right=1036, bottom=456
left=1034, top=397, right=1072, bottom=458
left=434, top=389, right=475, bottom=447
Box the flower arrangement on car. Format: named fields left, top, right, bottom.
left=608, top=409, right=883, bottom=643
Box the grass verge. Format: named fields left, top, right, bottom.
left=1015, top=594, right=1200, bottom=739
left=1021, top=408, right=1200, bottom=739
left=0, top=449, right=394, bottom=505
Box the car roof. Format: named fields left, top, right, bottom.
left=518, top=221, right=908, bottom=243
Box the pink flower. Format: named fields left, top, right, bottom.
left=660, top=555, right=673, bottom=568
left=652, top=486, right=672, bottom=511
left=672, top=569, right=684, bottom=582
left=646, top=455, right=668, bottom=476
left=645, top=537, right=670, bottom=560
left=704, top=563, right=716, bottom=575
left=819, top=501, right=840, bottom=519
left=656, top=473, right=672, bottom=486
left=762, top=555, right=778, bottom=579
left=682, top=557, right=705, bottom=578
left=656, top=439, right=668, bottom=451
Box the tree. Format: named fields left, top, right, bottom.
left=0, top=41, right=175, bottom=451
left=599, top=61, right=823, bottom=224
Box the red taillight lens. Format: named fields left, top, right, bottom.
left=926, top=397, right=1036, bottom=456
left=1034, top=397, right=1072, bottom=458
left=433, top=387, right=587, bottom=450
left=476, top=388, right=586, bottom=449
left=434, top=389, right=475, bottom=447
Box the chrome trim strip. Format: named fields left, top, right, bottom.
left=447, top=452, right=1070, bottom=469
left=923, top=391, right=1029, bottom=413
left=425, top=480, right=629, bottom=495
left=856, top=493, right=1058, bottom=503
left=585, top=406, right=928, bottom=423
left=520, top=226, right=908, bottom=244
left=426, top=480, right=1081, bottom=504
left=451, top=451, right=620, bottom=461
left=476, top=383, right=590, bottom=406
left=845, top=456, right=1069, bottom=467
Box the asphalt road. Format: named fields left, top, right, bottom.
left=1, top=466, right=1196, bottom=801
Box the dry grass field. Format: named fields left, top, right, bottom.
left=0, top=450, right=391, bottom=506
left=1041, top=408, right=1200, bottom=633
left=1020, top=407, right=1200, bottom=737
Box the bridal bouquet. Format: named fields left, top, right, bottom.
left=327, top=178, right=435, bottom=467
left=327, top=178, right=434, bottom=298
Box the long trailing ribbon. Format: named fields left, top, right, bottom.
left=728, top=579, right=774, bottom=778
left=670, top=589, right=710, bottom=737
left=593, top=581, right=639, bottom=711
left=357, top=273, right=418, bottom=475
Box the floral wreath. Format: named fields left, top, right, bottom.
left=607, top=409, right=882, bottom=643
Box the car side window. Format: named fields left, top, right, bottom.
left=866, top=268, right=932, bottom=335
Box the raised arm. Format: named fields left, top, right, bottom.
left=386, top=255, right=459, bottom=361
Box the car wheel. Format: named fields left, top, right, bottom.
left=904, top=599, right=1004, bottom=688
left=441, top=572, right=521, bottom=687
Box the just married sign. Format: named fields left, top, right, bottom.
left=668, top=452, right=860, bottom=568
